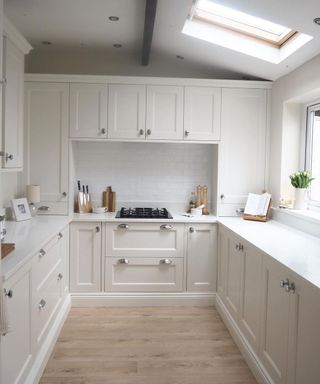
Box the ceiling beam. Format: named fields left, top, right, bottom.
left=141, top=0, right=157, bottom=66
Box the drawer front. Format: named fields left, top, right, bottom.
left=33, top=232, right=62, bottom=290
left=106, top=223, right=184, bottom=257
left=32, top=260, right=63, bottom=348
left=105, top=257, right=184, bottom=292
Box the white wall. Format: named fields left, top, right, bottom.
left=74, top=141, right=216, bottom=211
left=25, top=47, right=245, bottom=79
left=0, top=172, right=20, bottom=211
left=270, top=52, right=320, bottom=205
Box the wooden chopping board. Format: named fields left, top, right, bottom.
left=1, top=243, right=15, bottom=259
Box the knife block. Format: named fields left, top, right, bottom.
left=77, top=192, right=92, bottom=213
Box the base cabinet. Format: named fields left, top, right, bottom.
left=218, top=225, right=320, bottom=384
left=186, top=224, right=216, bottom=292
left=70, top=222, right=102, bottom=292
left=1, top=266, right=32, bottom=384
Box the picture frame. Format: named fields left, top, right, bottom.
left=11, top=198, right=32, bottom=222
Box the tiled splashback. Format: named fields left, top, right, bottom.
left=74, top=142, right=215, bottom=211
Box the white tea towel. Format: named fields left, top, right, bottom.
left=0, top=280, right=10, bottom=336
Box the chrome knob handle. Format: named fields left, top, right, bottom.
left=118, top=223, right=129, bottom=229
left=4, top=289, right=13, bottom=298
left=6, top=153, right=13, bottom=161
left=58, top=232, right=63, bottom=239
left=159, top=259, right=173, bottom=265
left=185, top=130, right=190, bottom=137
left=62, top=192, right=67, bottom=197
left=147, top=129, right=151, bottom=136
left=118, top=258, right=129, bottom=264
left=220, top=194, right=225, bottom=200
left=238, top=244, right=244, bottom=251
left=189, top=227, right=195, bottom=233
left=285, top=282, right=295, bottom=293
left=38, top=299, right=47, bottom=310
left=160, top=224, right=173, bottom=230
left=280, top=279, right=289, bottom=288
left=139, top=129, right=144, bottom=136
left=101, top=128, right=106, bottom=135
left=57, top=273, right=63, bottom=281
left=39, top=249, right=46, bottom=258
left=236, top=243, right=239, bottom=250
left=95, top=226, right=100, bottom=233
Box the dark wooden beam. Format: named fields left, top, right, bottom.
left=141, top=0, right=157, bottom=66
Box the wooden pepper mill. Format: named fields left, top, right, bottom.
left=202, top=185, right=209, bottom=215
left=196, top=185, right=202, bottom=208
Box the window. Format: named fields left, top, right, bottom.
left=182, top=0, right=313, bottom=64
left=191, top=0, right=296, bottom=47
left=306, top=104, right=320, bottom=204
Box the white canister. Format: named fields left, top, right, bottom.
left=191, top=208, right=203, bottom=216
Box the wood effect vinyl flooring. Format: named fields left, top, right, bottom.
left=40, top=307, right=257, bottom=384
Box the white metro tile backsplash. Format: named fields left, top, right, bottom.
left=74, top=142, right=216, bottom=210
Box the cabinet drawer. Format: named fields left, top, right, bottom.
left=32, top=260, right=63, bottom=348
left=105, top=257, right=184, bottom=292
left=106, top=223, right=184, bottom=257
left=33, top=232, right=63, bottom=290
left=36, top=201, right=68, bottom=215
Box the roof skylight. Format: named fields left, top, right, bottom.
left=182, top=0, right=313, bottom=64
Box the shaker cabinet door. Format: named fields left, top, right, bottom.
left=219, top=88, right=268, bottom=216
left=70, top=222, right=102, bottom=292
left=24, top=82, right=69, bottom=214
left=184, top=86, right=221, bottom=141
left=70, top=83, right=108, bottom=138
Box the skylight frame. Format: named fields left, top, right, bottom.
left=190, top=0, right=298, bottom=48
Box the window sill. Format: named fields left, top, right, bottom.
left=272, top=207, right=320, bottom=226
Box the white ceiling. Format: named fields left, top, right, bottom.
left=4, top=0, right=320, bottom=80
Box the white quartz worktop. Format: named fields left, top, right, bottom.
left=72, top=212, right=218, bottom=223
left=218, top=217, right=320, bottom=289
left=2, top=216, right=70, bottom=281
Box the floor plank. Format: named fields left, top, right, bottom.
left=40, top=307, right=257, bottom=384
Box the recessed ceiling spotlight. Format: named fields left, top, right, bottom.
left=176, top=55, right=184, bottom=60
left=42, top=41, right=52, bottom=45
left=109, top=16, right=119, bottom=21
left=313, top=17, right=320, bottom=26
left=113, top=43, right=122, bottom=48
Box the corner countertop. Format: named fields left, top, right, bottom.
left=72, top=212, right=218, bottom=223
left=218, top=217, right=320, bottom=289
left=2, top=216, right=70, bottom=281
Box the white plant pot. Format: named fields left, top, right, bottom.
left=294, top=188, right=307, bottom=210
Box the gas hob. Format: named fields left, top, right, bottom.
left=115, top=207, right=173, bottom=219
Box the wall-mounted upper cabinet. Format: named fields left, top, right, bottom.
left=1, top=17, right=32, bottom=170
left=70, top=83, right=108, bottom=139
left=108, top=84, right=146, bottom=140
left=184, top=87, right=221, bottom=141
left=146, top=85, right=183, bottom=141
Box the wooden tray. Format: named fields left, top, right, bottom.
left=1, top=243, right=15, bottom=259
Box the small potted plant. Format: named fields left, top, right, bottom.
left=289, top=171, right=314, bottom=210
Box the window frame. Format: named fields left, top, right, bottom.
left=305, top=102, right=320, bottom=207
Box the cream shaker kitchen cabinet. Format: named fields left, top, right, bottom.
left=184, top=87, right=221, bottom=141
left=1, top=264, right=33, bottom=384
left=70, top=222, right=102, bottom=292
left=24, top=82, right=69, bottom=214
left=259, top=256, right=294, bottom=384
left=70, top=83, right=108, bottom=138
left=219, top=88, right=268, bottom=216
left=1, top=36, right=24, bottom=169
left=146, top=85, right=183, bottom=140
left=108, top=84, right=146, bottom=139
left=186, top=224, right=216, bottom=292
left=289, top=277, right=320, bottom=384
left=217, top=226, right=262, bottom=354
